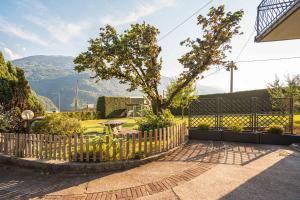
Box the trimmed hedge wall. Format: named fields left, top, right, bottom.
left=97, top=96, right=129, bottom=119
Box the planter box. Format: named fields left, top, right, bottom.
left=260, top=133, right=300, bottom=145
left=189, top=128, right=222, bottom=141
left=223, top=131, right=260, bottom=144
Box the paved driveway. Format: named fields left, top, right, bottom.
left=0, top=140, right=300, bottom=200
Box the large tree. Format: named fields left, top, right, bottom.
left=74, top=5, right=243, bottom=114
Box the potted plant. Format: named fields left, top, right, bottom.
left=260, top=124, right=299, bottom=145
left=189, top=123, right=222, bottom=140
left=223, top=123, right=260, bottom=144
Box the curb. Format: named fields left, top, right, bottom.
left=0, top=142, right=188, bottom=174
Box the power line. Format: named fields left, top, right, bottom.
left=237, top=56, right=300, bottom=63
left=235, top=28, right=256, bottom=60
left=200, top=55, right=300, bottom=80
left=158, top=0, right=213, bottom=42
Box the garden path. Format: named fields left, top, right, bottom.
left=0, top=141, right=299, bottom=200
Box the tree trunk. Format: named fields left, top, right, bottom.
left=181, top=107, right=184, bottom=119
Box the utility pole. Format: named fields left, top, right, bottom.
left=74, top=80, right=79, bottom=111
left=230, top=67, right=234, bottom=93
left=227, top=61, right=237, bottom=93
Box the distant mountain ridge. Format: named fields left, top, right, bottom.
left=13, top=55, right=225, bottom=111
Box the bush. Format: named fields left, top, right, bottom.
left=228, top=123, right=243, bottom=133
left=136, top=109, right=176, bottom=131
left=31, top=115, right=85, bottom=135
left=267, top=125, right=284, bottom=134
left=0, top=105, right=22, bottom=132
left=97, top=96, right=128, bottom=118
left=198, top=123, right=210, bottom=130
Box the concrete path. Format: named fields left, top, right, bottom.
left=0, top=140, right=300, bottom=200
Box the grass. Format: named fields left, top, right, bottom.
left=81, top=117, right=188, bottom=134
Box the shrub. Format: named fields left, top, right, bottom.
left=31, top=115, right=85, bottom=135
left=267, top=125, right=284, bottom=134
left=0, top=105, right=22, bottom=132
left=96, top=96, right=128, bottom=118
left=228, top=123, right=243, bottom=133
left=136, top=109, right=176, bottom=131
left=198, top=123, right=210, bottom=130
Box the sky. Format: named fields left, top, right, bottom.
left=0, top=0, right=299, bottom=92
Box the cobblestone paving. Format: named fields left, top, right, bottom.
left=0, top=141, right=276, bottom=200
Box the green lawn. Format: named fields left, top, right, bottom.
left=295, top=115, right=300, bottom=125
left=81, top=117, right=187, bottom=134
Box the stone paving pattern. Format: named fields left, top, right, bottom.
left=0, top=140, right=299, bottom=200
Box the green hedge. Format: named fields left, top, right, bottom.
left=97, top=96, right=129, bottom=118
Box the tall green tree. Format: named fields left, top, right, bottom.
left=167, top=81, right=196, bottom=119
left=0, top=51, right=44, bottom=114
left=268, top=75, right=300, bottom=111
left=74, top=5, right=243, bottom=114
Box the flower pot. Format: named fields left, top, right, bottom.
left=223, top=131, right=260, bottom=144
left=189, top=128, right=222, bottom=141
left=260, top=133, right=300, bottom=145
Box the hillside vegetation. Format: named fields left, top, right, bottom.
left=13, top=55, right=225, bottom=111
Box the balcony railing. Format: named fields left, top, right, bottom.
left=256, top=0, right=299, bottom=36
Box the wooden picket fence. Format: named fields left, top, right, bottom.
left=0, top=123, right=187, bottom=162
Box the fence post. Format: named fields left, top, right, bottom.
left=132, top=132, right=136, bottom=158
left=99, top=139, right=103, bottom=162
left=217, top=98, right=220, bottom=131
left=252, top=97, right=257, bottom=132
left=119, top=139, right=123, bottom=160
left=159, top=128, right=162, bottom=152
left=149, top=130, right=153, bottom=154
left=138, top=132, right=142, bottom=156
left=105, top=135, right=109, bottom=161
left=126, top=134, right=130, bottom=159
left=163, top=128, right=167, bottom=150
left=143, top=131, right=147, bottom=156
left=79, top=135, right=83, bottom=162
left=290, top=97, right=294, bottom=134
left=86, top=136, right=90, bottom=162
left=74, top=134, right=78, bottom=161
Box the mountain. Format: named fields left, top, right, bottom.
left=13, top=55, right=225, bottom=111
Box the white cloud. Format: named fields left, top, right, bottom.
left=25, top=15, right=91, bottom=44
left=4, top=47, right=21, bottom=60
left=101, top=0, right=176, bottom=26
left=0, top=17, right=48, bottom=46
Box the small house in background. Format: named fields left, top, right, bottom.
left=126, top=97, right=151, bottom=117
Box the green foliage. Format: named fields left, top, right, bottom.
left=267, top=125, right=284, bottom=135
left=31, top=115, right=85, bottom=135
left=228, top=123, right=244, bottom=133
left=198, top=123, right=211, bottom=130
left=0, top=105, right=22, bottom=132
left=96, top=96, right=128, bottom=118
left=136, top=109, right=175, bottom=131
left=0, top=51, right=44, bottom=116
left=167, top=80, right=196, bottom=118
left=75, top=6, right=243, bottom=114
left=268, top=75, right=300, bottom=111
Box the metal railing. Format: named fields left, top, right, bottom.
left=188, top=97, right=294, bottom=133
left=256, top=0, right=299, bottom=36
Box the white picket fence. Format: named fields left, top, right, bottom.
left=0, top=123, right=188, bottom=162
